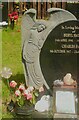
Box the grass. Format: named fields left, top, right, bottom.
left=2, top=18, right=25, bottom=118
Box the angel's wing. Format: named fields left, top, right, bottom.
left=47, top=8, right=77, bottom=22
left=21, top=8, right=36, bottom=48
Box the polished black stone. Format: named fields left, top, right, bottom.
left=2, top=2, right=8, bottom=22
left=40, top=20, right=79, bottom=89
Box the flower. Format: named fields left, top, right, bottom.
left=26, top=93, right=32, bottom=100
left=23, top=89, right=33, bottom=100
left=15, top=89, right=21, bottom=97
left=23, top=89, right=29, bottom=97
left=19, top=84, right=25, bottom=91
left=1, top=67, right=40, bottom=107
left=28, top=86, right=34, bottom=92
left=9, top=80, right=40, bottom=107
left=0, top=67, right=12, bottom=79
left=10, top=80, right=17, bottom=88
left=39, top=86, right=44, bottom=92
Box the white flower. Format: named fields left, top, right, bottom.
left=39, top=86, right=44, bottom=92
left=0, top=67, right=12, bottom=79
left=23, top=89, right=29, bottom=97
left=15, top=89, right=21, bottom=97
left=28, top=86, right=34, bottom=92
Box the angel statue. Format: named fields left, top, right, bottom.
left=21, top=8, right=76, bottom=91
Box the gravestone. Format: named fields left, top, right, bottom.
left=21, top=7, right=79, bottom=118
left=22, top=8, right=78, bottom=91
left=40, top=20, right=79, bottom=89
left=0, top=2, right=2, bottom=22
left=2, top=2, right=8, bottom=22
left=67, top=3, right=79, bottom=20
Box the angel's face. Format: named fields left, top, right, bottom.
left=37, top=24, right=46, bottom=32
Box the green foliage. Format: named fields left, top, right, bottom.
left=17, top=96, right=25, bottom=107
left=30, top=90, right=39, bottom=105
left=32, top=93, right=36, bottom=105
left=34, top=90, right=39, bottom=97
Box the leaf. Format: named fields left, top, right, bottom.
left=30, top=99, right=33, bottom=104
left=32, top=94, right=36, bottom=105
left=18, top=96, right=21, bottom=100
left=17, top=96, right=25, bottom=107
left=34, top=91, right=39, bottom=97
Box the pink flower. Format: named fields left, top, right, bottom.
left=23, top=90, right=32, bottom=100
left=10, top=80, right=17, bottom=88
left=39, top=86, right=44, bottom=92
left=26, top=93, right=32, bottom=100
left=15, top=89, right=21, bottom=97
left=19, top=84, right=25, bottom=91
left=23, top=89, right=29, bottom=97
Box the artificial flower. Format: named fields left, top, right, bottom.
left=0, top=67, right=12, bottom=79
left=26, top=93, right=32, bottom=100
left=28, top=86, right=34, bottom=92
left=39, top=86, right=44, bottom=92
left=15, top=89, right=21, bottom=97
left=19, top=84, right=25, bottom=91
left=23, top=89, right=29, bottom=97
left=10, top=80, right=17, bottom=88
left=9, top=80, right=39, bottom=107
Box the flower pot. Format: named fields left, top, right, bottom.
left=7, top=99, right=15, bottom=112
left=14, top=102, right=34, bottom=115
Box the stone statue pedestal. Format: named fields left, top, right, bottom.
left=53, top=86, right=78, bottom=118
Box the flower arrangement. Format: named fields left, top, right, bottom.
left=9, top=81, right=39, bottom=107
left=0, top=67, right=44, bottom=108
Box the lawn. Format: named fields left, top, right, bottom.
left=2, top=18, right=25, bottom=118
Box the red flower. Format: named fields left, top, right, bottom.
left=19, top=84, right=25, bottom=91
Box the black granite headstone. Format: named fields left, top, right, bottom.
left=2, top=2, right=8, bottom=22
left=67, top=3, right=79, bottom=20
left=0, top=2, right=2, bottom=22
left=40, top=20, right=79, bottom=89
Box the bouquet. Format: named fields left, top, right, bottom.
left=9, top=81, right=39, bottom=107
left=1, top=67, right=44, bottom=109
